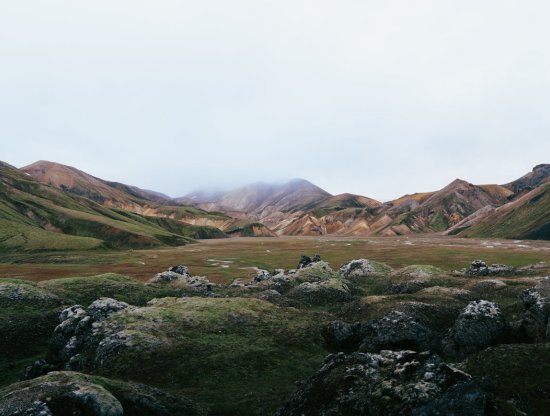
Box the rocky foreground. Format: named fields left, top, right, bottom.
left=1, top=258, right=550, bottom=415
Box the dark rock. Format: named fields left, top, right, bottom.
left=150, top=265, right=192, bottom=283
left=386, top=280, right=432, bottom=294
left=11, top=401, right=52, bottom=416
left=465, top=260, right=515, bottom=277
left=357, top=310, right=439, bottom=352
left=298, top=254, right=321, bottom=269
left=24, top=299, right=135, bottom=377
left=254, top=269, right=270, bottom=282
left=276, top=350, right=495, bottom=416
left=519, top=277, right=550, bottom=342
left=1, top=371, right=202, bottom=416
left=298, top=255, right=312, bottom=269
left=256, top=289, right=282, bottom=302
left=88, top=298, right=130, bottom=322
left=442, top=300, right=507, bottom=359
left=169, top=265, right=190, bottom=276
left=322, top=321, right=364, bottom=351
left=338, top=259, right=374, bottom=278
left=287, top=279, right=351, bottom=305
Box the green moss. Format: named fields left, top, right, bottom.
left=461, top=343, right=550, bottom=414
left=39, top=273, right=177, bottom=306
left=89, top=297, right=329, bottom=415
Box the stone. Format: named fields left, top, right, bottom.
left=276, top=350, right=495, bottom=415
left=88, top=298, right=130, bottom=322
left=386, top=280, right=431, bottom=294
left=465, top=260, right=515, bottom=277
left=287, top=279, right=351, bottom=305
left=443, top=300, right=506, bottom=359
left=256, top=289, right=282, bottom=302
left=254, top=269, right=270, bottom=282
left=1, top=371, right=202, bottom=416
left=472, top=279, right=507, bottom=291
left=357, top=310, right=438, bottom=353
left=149, top=265, right=192, bottom=283
left=338, top=259, right=374, bottom=278
left=519, top=277, right=550, bottom=342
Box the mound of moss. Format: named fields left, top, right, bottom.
left=39, top=273, right=178, bottom=306
left=37, top=297, right=329, bottom=415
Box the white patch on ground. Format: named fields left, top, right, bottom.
left=404, top=241, right=413, bottom=245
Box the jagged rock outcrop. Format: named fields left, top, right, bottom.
left=148, top=265, right=214, bottom=295
left=323, top=303, right=457, bottom=353
left=0, top=371, right=202, bottom=416
left=442, top=300, right=507, bottom=359
left=465, top=260, right=515, bottom=277
left=149, top=265, right=191, bottom=282
left=357, top=310, right=440, bottom=352
left=254, top=269, right=271, bottom=282
left=386, top=280, right=432, bottom=294
left=25, top=298, right=131, bottom=378
left=519, top=277, right=550, bottom=341
left=276, top=350, right=496, bottom=415
left=338, top=259, right=375, bottom=278
left=298, top=254, right=321, bottom=269
left=287, top=279, right=351, bottom=305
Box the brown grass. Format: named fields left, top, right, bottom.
left=1, top=235, right=549, bottom=284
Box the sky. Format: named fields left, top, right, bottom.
left=1, top=1, right=550, bottom=201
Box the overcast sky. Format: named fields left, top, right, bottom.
left=1, top=1, right=550, bottom=201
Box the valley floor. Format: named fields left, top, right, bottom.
left=1, top=235, right=549, bottom=284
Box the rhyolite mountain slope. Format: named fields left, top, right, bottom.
left=0, top=161, right=230, bottom=251
left=179, top=179, right=331, bottom=215
left=4, top=159, right=550, bottom=242
left=504, top=163, right=550, bottom=195
left=380, top=179, right=513, bottom=234
left=458, top=178, right=550, bottom=240
left=22, top=160, right=169, bottom=207
left=20, top=160, right=243, bottom=234
left=181, top=165, right=549, bottom=239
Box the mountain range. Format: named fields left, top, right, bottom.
left=1, top=160, right=549, bottom=251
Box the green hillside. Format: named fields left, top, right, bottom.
left=0, top=162, right=224, bottom=251
left=459, top=182, right=550, bottom=239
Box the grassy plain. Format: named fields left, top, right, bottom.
left=1, top=235, right=549, bottom=284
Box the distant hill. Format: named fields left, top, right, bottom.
left=381, top=179, right=513, bottom=234
left=503, top=164, right=550, bottom=195
left=458, top=179, right=550, bottom=240
left=0, top=161, right=229, bottom=251
left=22, top=161, right=169, bottom=207
left=3, top=159, right=549, bottom=244
left=180, top=179, right=331, bottom=215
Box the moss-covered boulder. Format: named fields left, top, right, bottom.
left=25, top=297, right=329, bottom=415
left=0, top=371, right=203, bottom=416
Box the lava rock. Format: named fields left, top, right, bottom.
left=88, top=298, right=130, bottom=322
left=287, top=279, right=351, bottom=305
left=519, top=277, right=550, bottom=342
left=338, top=259, right=374, bottom=278
left=1, top=371, right=202, bottom=416
left=276, top=350, right=495, bottom=415
left=386, top=280, right=432, bottom=294
left=465, top=260, right=515, bottom=277
left=443, top=300, right=507, bottom=359
left=298, top=254, right=322, bottom=269
left=149, top=265, right=192, bottom=283
left=357, top=310, right=439, bottom=352
left=254, top=269, right=271, bottom=282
